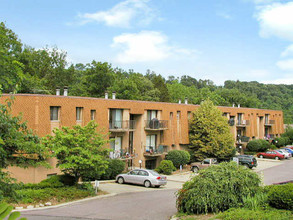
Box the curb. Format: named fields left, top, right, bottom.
left=256, top=158, right=284, bottom=162
left=14, top=193, right=117, bottom=212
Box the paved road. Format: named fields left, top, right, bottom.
left=262, top=158, right=293, bottom=185
left=22, top=189, right=177, bottom=220
left=21, top=159, right=293, bottom=220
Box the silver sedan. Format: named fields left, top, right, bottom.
left=116, top=169, right=167, bottom=188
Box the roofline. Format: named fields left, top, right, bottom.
left=1, top=93, right=283, bottom=113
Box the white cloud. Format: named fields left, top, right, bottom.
left=281, top=44, right=293, bottom=57
left=249, top=0, right=279, bottom=5
left=217, top=12, right=232, bottom=20
left=276, top=59, right=293, bottom=71
left=261, top=76, right=293, bottom=84
left=256, top=2, right=293, bottom=41
left=111, top=31, right=197, bottom=64
left=78, top=0, right=156, bottom=28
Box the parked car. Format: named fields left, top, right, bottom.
left=282, top=147, right=293, bottom=154
left=257, top=150, right=285, bottom=160
left=276, top=149, right=292, bottom=159
left=115, top=169, right=167, bottom=188
left=235, top=155, right=257, bottom=169
left=285, top=145, right=293, bottom=150
left=190, top=158, right=218, bottom=173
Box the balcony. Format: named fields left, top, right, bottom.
left=236, top=120, right=250, bottom=127
left=109, top=149, right=138, bottom=160
left=265, top=120, right=275, bottom=126
left=144, top=145, right=168, bottom=157
left=145, top=119, right=168, bottom=131
left=109, top=120, right=136, bottom=132
left=236, top=136, right=250, bottom=143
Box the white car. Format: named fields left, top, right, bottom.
left=116, top=169, right=167, bottom=188
left=276, top=149, right=291, bottom=159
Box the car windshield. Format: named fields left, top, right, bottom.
left=148, top=170, right=160, bottom=176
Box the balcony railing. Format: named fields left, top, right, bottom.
left=145, top=119, right=168, bottom=130
left=236, top=120, right=250, bottom=127
left=109, top=149, right=138, bottom=160
left=144, top=145, right=168, bottom=157
left=109, top=120, right=136, bottom=131
left=265, top=120, right=275, bottom=126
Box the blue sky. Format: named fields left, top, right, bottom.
left=1, top=0, right=293, bottom=85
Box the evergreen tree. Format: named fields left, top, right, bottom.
left=188, top=100, right=235, bottom=160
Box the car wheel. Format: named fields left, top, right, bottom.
left=192, top=166, right=199, bottom=173
left=117, top=177, right=124, bottom=184
left=259, top=155, right=263, bottom=159
left=144, top=180, right=151, bottom=188
left=275, top=157, right=279, bottom=160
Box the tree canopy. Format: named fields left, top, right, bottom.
left=43, top=121, right=110, bottom=182
left=188, top=100, right=235, bottom=161
left=1, top=22, right=292, bottom=123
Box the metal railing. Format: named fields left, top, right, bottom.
left=265, top=120, right=275, bottom=125
left=236, top=120, right=250, bottom=126
left=145, top=119, right=168, bottom=130
left=109, top=120, right=136, bottom=130
left=109, top=149, right=138, bottom=160
left=144, top=145, right=168, bottom=156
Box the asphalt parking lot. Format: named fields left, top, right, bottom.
left=99, top=158, right=285, bottom=194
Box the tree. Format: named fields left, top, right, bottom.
left=43, top=121, right=110, bottom=182
left=0, top=22, right=24, bottom=92
left=0, top=98, right=49, bottom=169
left=188, top=100, right=235, bottom=160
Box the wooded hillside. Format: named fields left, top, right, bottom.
left=1, top=22, right=292, bottom=123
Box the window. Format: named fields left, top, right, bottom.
left=146, top=135, right=156, bottom=152
left=50, top=106, right=60, bottom=121
left=237, top=113, right=243, bottom=124
left=147, top=110, right=157, bottom=121
left=265, top=114, right=269, bottom=124
left=138, top=170, right=148, bottom=176
left=187, top=111, right=192, bottom=120
left=110, top=136, right=122, bottom=151
left=90, top=110, right=96, bottom=120
left=177, top=111, right=181, bottom=120
left=76, top=107, right=83, bottom=121
left=110, top=109, right=123, bottom=128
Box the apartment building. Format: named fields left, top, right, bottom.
left=0, top=93, right=284, bottom=183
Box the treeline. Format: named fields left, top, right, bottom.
left=1, top=22, right=293, bottom=123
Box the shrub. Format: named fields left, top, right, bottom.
left=155, top=160, right=176, bottom=175
left=270, top=144, right=277, bottom=150
left=242, top=191, right=268, bottom=210
left=247, top=139, right=270, bottom=152
left=244, top=151, right=256, bottom=155
left=282, top=127, right=293, bottom=144
left=16, top=186, right=93, bottom=204
left=247, top=140, right=260, bottom=152
left=82, top=159, right=125, bottom=181
left=176, top=162, right=261, bottom=214
left=166, top=150, right=190, bottom=168
left=274, top=137, right=289, bottom=148
left=216, top=207, right=293, bottom=220
left=266, top=183, right=293, bottom=210
left=0, top=171, right=20, bottom=202
left=77, top=182, right=96, bottom=195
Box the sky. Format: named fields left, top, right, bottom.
left=1, top=0, right=293, bottom=85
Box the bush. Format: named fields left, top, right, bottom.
left=216, top=207, right=293, bottom=220
left=176, top=162, right=261, bottom=214
left=282, top=127, right=293, bottom=144
left=247, top=139, right=270, bottom=152
left=242, top=191, right=268, bottom=210
left=274, top=137, right=289, bottom=148
left=155, top=160, right=176, bottom=175
left=244, top=151, right=256, bottom=155
left=77, top=182, right=95, bottom=195
left=82, top=159, right=125, bottom=181
left=0, top=171, right=20, bottom=202
left=22, top=174, right=76, bottom=190
left=266, top=183, right=293, bottom=210
left=16, top=186, right=93, bottom=204
left=166, top=150, right=190, bottom=168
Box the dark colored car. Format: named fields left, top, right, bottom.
left=257, top=150, right=285, bottom=160
left=235, top=155, right=257, bottom=169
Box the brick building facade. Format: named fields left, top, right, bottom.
left=0, top=93, right=284, bottom=183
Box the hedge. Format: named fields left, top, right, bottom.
left=266, top=183, right=293, bottom=210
